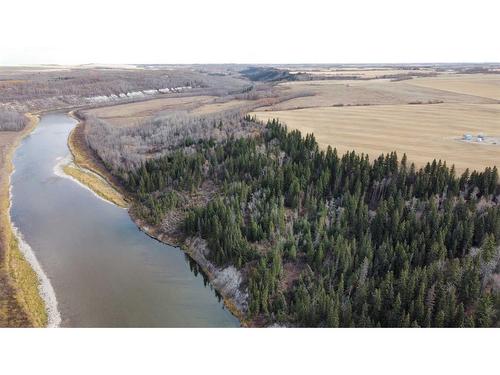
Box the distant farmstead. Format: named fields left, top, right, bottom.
left=462, top=133, right=489, bottom=143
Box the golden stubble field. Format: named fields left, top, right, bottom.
left=263, top=78, right=496, bottom=112
left=288, top=67, right=436, bottom=79
left=253, top=73, right=500, bottom=173
left=84, top=95, right=217, bottom=126
left=253, top=102, right=500, bottom=173
left=190, top=99, right=251, bottom=114
left=408, top=74, right=500, bottom=100
left=85, top=96, right=266, bottom=126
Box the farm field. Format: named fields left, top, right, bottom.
left=288, top=67, right=436, bottom=79
left=408, top=74, right=500, bottom=100
left=84, top=95, right=264, bottom=127
left=261, top=78, right=496, bottom=112
left=189, top=99, right=253, bottom=114
left=83, top=95, right=216, bottom=126
left=253, top=103, right=500, bottom=173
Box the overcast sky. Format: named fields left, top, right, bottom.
left=1, top=0, right=499, bottom=65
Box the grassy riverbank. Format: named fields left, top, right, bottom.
left=62, top=162, right=127, bottom=208
left=0, top=113, right=47, bottom=327
left=66, top=115, right=127, bottom=208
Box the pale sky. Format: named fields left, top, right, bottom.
left=1, top=0, right=499, bottom=65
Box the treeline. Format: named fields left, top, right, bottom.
left=85, top=110, right=262, bottom=172
left=121, top=117, right=500, bottom=327
left=0, top=68, right=250, bottom=102
left=0, top=109, right=27, bottom=131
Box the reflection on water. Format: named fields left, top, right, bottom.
left=185, top=255, right=224, bottom=303
left=10, top=113, right=238, bottom=327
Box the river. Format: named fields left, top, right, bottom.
left=10, top=113, right=239, bottom=327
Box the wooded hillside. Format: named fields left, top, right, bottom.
left=87, top=112, right=500, bottom=327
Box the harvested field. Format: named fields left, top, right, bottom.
left=258, top=79, right=496, bottom=112
left=189, top=99, right=251, bottom=115
left=253, top=103, right=500, bottom=173
left=289, top=67, right=436, bottom=79
left=84, top=95, right=216, bottom=126
left=409, top=74, right=500, bottom=101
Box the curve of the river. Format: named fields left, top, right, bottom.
left=10, top=113, right=238, bottom=327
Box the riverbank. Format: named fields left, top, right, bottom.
left=65, top=111, right=128, bottom=208
left=63, top=132, right=128, bottom=208
left=67, top=115, right=249, bottom=326
left=0, top=113, right=48, bottom=327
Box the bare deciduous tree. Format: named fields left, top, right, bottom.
left=0, top=109, right=27, bottom=131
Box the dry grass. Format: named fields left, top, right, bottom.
left=253, top=103, right=500, bottom=173
left=0, top=80, right=27, bottom=87
left=189, top=99, right=250, bottom=115
left=257, top=78, right=495, bottom=112
left=408, top=74, right=500, bottom=101
left=84, top=95, right=216, bottom=126
left=62, top=163, right=127, bottom=207
left=7, top=233, right=48, bottom=327
left=67, top=119, right=128, bottom=205
left=0, top=130, right=30, bottom=326
left=289, top=68, right=435, bottom=79
left=0, top=113, right=47, bottom=327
